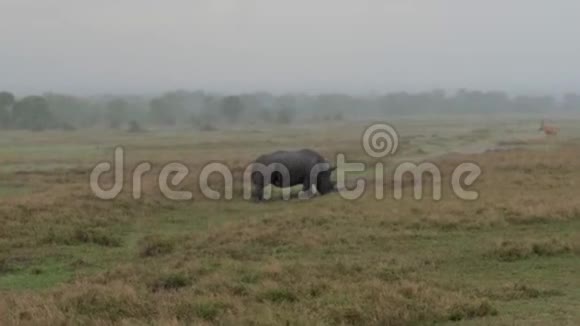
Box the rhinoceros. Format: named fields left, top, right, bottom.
left=249, top=149, right=336, bottom=201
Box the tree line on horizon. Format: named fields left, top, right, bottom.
left=0, top=90, right=579, bottom=131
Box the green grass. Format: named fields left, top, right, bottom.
left=0, top=203, right=249, bottom=291
left=0, top=258, right=73, bottom=290
left=0, top=183, right=32, bottom=198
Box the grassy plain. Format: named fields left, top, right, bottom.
left=0, top=114, right=579, bottom=325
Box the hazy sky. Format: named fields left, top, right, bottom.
left=1, top=0, right=579, bottom=95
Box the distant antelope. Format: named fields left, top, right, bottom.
left=539, top=120, right=559, bottom=136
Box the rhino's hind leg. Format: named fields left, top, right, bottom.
left=250, top=170, right=267, bottom=202
left=251, top=183, right=265, bottom=202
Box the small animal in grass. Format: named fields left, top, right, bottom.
left=539, top=120, right=559, bottom=136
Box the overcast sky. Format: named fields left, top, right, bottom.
left=1, top=0, right=579, bottom=95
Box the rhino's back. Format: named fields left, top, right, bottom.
left=251, top=149, right=327, bottom=186
left=296, top=148, right=325, bottom=161
left=255, top=149, right=323, bottom=166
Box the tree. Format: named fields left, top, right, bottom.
left=221, top=96, right=245, bottom=124
left=12, top=96, right=53, bottom=131
left=149, top=91, right=207, bottom=127
left=276, top=106, right=297, bottom=124
left=106, top=99, right=129, bottom=129
left=259, top=108, right=273, bottom=123
left=128, top=120, right=145, bottom=133
left=0, top=91, right=15, bottom=129
left=44, top=93, right=87, bottom=128
left=562, top=93, right=580, bottom=111
left=149, top=97, right=177, bottom=126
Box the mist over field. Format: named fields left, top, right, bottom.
left=2, top=0, right=580, bottom=95
left=1, top=2, right=580, bottom=325
left=2, top=1, right=580, bottom=132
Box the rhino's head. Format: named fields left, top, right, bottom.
left=316, top=164, right=337, bottom=195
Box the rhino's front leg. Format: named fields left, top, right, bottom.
left=298, top=181, right=317, bottom=200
